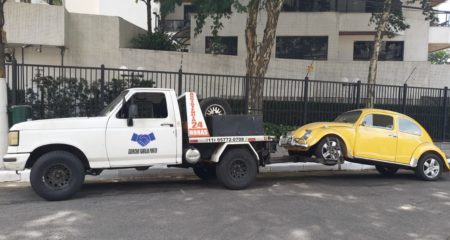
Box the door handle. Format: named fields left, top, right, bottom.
left=161, top=123, right=174, bottom=127
left=388, top=134, right=397, bottom=138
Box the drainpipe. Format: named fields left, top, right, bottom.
left=0, top=76, right=7, bottom=169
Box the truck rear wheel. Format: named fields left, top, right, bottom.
left=216, top=148, right=257, bottom=190
left=30, top=151, right=85, bottom=201
left=200, top=97, right=232, bottom=116
left=193, top=162, right=216, bottom=180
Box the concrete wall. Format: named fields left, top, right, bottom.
left=118, top=48, right=447, bottom=88
left=4, top=2, right=65, bottom=46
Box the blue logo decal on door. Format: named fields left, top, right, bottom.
left=131, top=133, right=156, bottom=147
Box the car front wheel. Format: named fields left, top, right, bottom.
left=415, top=153, right=443, bottom=181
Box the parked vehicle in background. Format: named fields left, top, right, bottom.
left=280, top=109, right=450, bottom=181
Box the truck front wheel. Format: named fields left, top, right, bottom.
left=30, top=151, right=86, bottom=201
left=216, top=148, right=257, bottom=190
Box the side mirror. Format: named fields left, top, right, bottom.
left=127, top=103, right=138, bottom=127
left=360, top=121, right=367, bottom=127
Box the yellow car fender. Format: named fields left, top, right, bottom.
left=410, top=142, right=450, bottom=171
left=306, top=128, right=354, bottom=159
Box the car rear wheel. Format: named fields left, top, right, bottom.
left=314, top=136, right=344, bottom=166
left=415, top=153, right=443, bottom=181
left=375, top=165, right=399, bottom=176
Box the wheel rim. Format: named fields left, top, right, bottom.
left=321, top=139, right=341, bottom=160
left=423, top=158, right=440, bottom=178
left=205, top=104, right=226, bottom=116
left=229, top=159, right=248, bottom=180
left=43, top=164, right=72, bottom=190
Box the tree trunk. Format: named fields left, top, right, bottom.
left=146, top=0, right=152, bottom=34
left=366, top=0, right=392, bottom=108
left=245, top=0, right=283, bottom=114
left=0, top=0, right=5, bottom=79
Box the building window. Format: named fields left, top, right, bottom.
left=205, top=37, right=238, bottom=56
left=276, top=36, right=328, bottom=60
left=353, top=41, right=404, bottom=61
left=282, top=0, right=332, bottom=12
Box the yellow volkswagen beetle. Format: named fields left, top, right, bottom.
left=279, top=109, right=450, bottom=181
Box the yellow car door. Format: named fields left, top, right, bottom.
left=354, top=113, right=397, bottom=162
left=396, top=116, right=424, bottom=165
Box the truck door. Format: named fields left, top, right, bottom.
left=106, top=90, right=178, bottom=167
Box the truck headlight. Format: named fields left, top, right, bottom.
left=8, top=131, right=19, bottom=146
left=302, top=130, right=312, bottom=140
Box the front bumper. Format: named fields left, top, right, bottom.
left=2, top=153, right=30, bottom=171
left=279, top=135, right=309, bottom=148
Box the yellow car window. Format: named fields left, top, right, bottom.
left=398, top=117, right=422, bottom=136
left=362, top=114, right=394, bottom=130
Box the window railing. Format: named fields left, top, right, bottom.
left=431, top=10, right=450, bottom=27
left=161, top=20, right=191, bottom=32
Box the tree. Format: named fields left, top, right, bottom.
left=131, top=31, right=181, bottom=50
left=136, top=0, right=153, bottom=33
left=429, top=50, right=450, bottom=64
left=366, top=0, right=434, bottom=107
left=193, top=0, right=283, bottom=114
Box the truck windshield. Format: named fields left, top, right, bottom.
left=98, top=90, right=129, bottom=116
left=334, top=110, right=362, bottom=124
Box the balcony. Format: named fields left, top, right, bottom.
left=161, top=20, right=191, bottom=33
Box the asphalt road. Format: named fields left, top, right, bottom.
left=0, top=170, right=450, bottom=240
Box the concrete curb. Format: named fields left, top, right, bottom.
left=0, top=162, right=375, bottom=183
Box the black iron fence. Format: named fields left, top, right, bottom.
left=5, top=61, right=450, bottom=141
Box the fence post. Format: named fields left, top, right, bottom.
left=178, top=68, right=183, bottom=96
left=356, top=80, right=361, bottom=108
left=402, top=83, right=407, bottom=114
left=443, top=87, right=448, bottom=141
left=100, top=64, right=105, bottom=110
left=11, top=59, right=17, bottom=106
left=244, top=75, right=249, bottom=114
left=302, top=77, right=309, bottom=125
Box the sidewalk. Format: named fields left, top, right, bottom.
left=1, top=144, right=450, bottom=183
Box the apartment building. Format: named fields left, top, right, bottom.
left=164, top=0, right=450, bottom=62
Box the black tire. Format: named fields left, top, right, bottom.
left=200, top=97, right=232, bottom=116
left=216, top=148, right=258, bottom=190
left=375, top=165, right=399, bottom=176
left=415, top=153, right=443, bottom=181
left=30, top=151, right=85, bottom=201
left=193, top=162, right=216, bottom=180
left=314, top=136, right=345, bottom=166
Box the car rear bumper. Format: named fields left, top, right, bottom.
left=2, top=153, right=29, bottom=171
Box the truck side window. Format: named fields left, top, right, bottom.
left=118, top=92, right=168, bottom=119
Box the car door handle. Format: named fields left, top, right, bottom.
left=388, top=134, right=397, bottom=138
left=161, top=123, right=174, bottom=127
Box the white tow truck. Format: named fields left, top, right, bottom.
left=3, top=88, right=277, bottom=200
